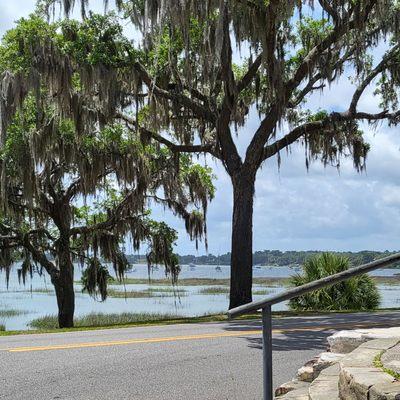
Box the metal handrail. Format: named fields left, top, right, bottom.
left=227, top=252, right=400, bottom=400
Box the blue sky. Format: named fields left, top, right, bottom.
left=2, top=1, right=400, bottom=255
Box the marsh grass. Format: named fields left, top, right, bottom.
left=147, top=287, right=187, bottom=294
left=199, top=287, right=270, bottom=296
left=101, top=277, right=289, bottom=287
left=0, top=288, right=54, bottom=294
left=31, top=288, right=54, bottom=293
left=253, top=289, right=270, bottom=296
left=29, top=312, right=186, bottom=330
left=198, top=287, right=229, bottom=295
left=107, top=288, right=187, bottom=299
left=0, top=309, right=28, bottom=318
left=107, top=289, right=161, bottom=298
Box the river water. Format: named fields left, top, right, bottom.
left=1, top=264, right=399, bottom=330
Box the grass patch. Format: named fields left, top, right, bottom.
left=0, top=309, right=27, bottom=318
left=198, top=287, right=229, bottom=295
left=29, top=312, right=222, bottom=330
left=373, top=348, right=400, bottom=380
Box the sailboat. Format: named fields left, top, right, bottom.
left=215, top=252, right=222, bottom=272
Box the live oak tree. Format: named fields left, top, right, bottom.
left=5, top=1, right=400, bottom=309
left=0, top=16, right=214, bottom=328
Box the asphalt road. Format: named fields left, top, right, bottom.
left=1, top=311, right=400, bottom=400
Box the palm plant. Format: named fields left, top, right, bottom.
left=289, top=253, right=380, bottom=311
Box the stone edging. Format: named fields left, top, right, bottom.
left=275, top=336, right=400, bottom=399
left=338, top=338, right=400, bottom=400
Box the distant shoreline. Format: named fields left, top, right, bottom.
left=127, top=250, right=400, bottom=268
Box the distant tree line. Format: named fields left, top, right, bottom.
left=126, top=250, right=398, bottom=268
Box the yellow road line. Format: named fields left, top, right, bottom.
left=3, top=321, right=397, bottom=353
left=7, top=330, right=262, bottom=352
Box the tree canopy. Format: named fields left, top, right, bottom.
left=2, top=0, right=400, bottom=308
left=0, top=13, right=215, bottom=326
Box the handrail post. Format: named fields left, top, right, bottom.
left=262, top=305, right=273, bottom=400
left=228, top=253, right=400, bottom=399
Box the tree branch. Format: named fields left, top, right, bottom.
left=69, top=189, right=144, bottom=236
left=263, top=108, right=400, bottom=161
left=291, top=45, right=358, bottom=107
left=318, top=0, right=340, bottom=23
left=263, top=120, right=331, bottom=160
left=245, top=1, right=378, bottom=169
left=22, top=234, right=59, bottom=280
left=237, top=54, right=263, bottom=93
left=8, top=198, right=50, bottom=216
left=215, top=3, right=242, bottom=175
left=285, top=0, right=377, bottom=102
left=133, top=62, right=215, bottom=123
left=65, top=168, right=114, bottom=201
left=349, top=44, right=400, bottom=114
left=117, top=112, right=220, bottom=158
left=0, top=219, right=58, bottom=273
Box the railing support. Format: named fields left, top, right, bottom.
left=228, top=253, right=400, bottom=399
left=262, top=305, right=273, bottom=400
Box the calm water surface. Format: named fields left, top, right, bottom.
left=1, top=264, right=399, bottom=330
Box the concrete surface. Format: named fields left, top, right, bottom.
left=1, top=311, right=400, bottom=400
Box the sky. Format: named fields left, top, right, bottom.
left=2, top=1, right=400, bottom=255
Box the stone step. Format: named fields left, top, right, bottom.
left=339, top=338, right=400, bottom=400
left=275, top=379, right=310, bottom=397
left=276, top=333, right=400, bottom=400
left=297, top=352, right=345, bottom=383
left=308, top=364, right=339, bottom=400
left=274, top=385, right=309, bottom=400
left=328, top=327, right=400, bottom=354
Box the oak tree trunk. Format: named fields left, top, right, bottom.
left=229, top=170, right=256, bottom=309
left=53, top=240, right=75, bottom=328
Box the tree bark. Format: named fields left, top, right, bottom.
left=229, top=170, right=256, bottom=309
left=53, top=239, right=75, bottom=328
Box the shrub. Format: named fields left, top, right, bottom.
left=289, top=253, right=380, bottom=311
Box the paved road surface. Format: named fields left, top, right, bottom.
left=1, top=311, right=400, bottom=400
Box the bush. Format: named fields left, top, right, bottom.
left=289, top=253, right=380, bottom=311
